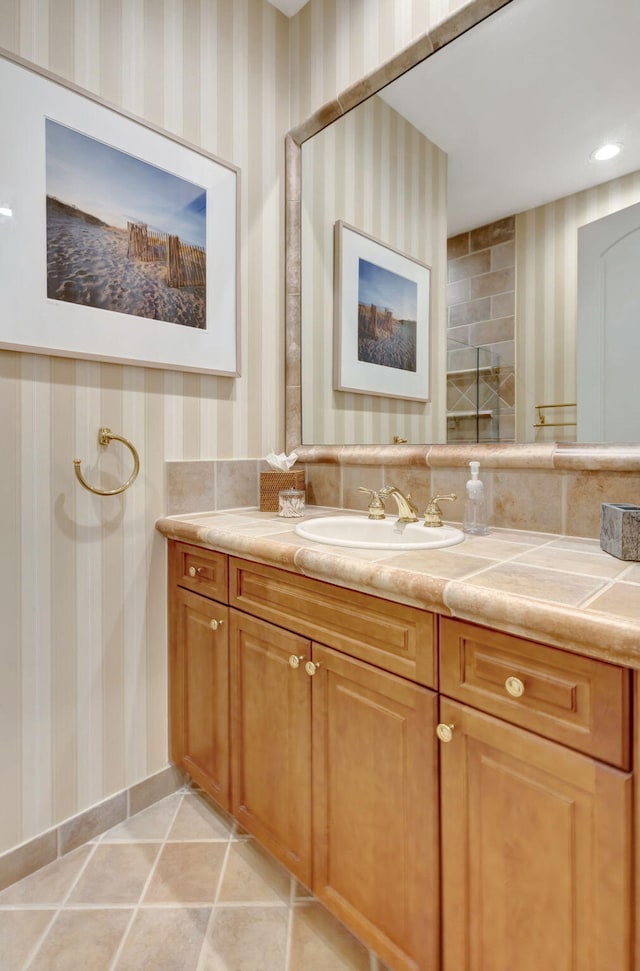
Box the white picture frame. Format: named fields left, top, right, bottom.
left=334, top=220, right=430, bottom=400
left=0, top=49, right=240, bottom=376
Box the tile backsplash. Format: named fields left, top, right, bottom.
left=167, top=458, right=640, bottom=539
left=166, top=460, right=262, bottom=515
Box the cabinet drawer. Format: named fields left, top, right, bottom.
left=170, top=541, right=228, bottom=603
left=439, top=618, right=631, bottom=768
left=229, top=557, right=436, bottom=688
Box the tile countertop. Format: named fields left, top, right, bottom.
left=156, top=508, right=640, bottom=670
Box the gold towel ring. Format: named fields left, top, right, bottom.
left=73, top=427, right=140, bottom=496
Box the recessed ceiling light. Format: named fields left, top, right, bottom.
left=591, top=143, right=622, bottom=162
left=0, top=207, right=12, bottom=217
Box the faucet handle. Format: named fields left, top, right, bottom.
left=358, top=486, right=386, bottom=520
left=423, top=493, right=457, bottom=528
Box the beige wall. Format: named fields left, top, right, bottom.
left=289, top=0, right=470, bottom=126
left=0, top=0, right=290, bottom=856
left=301, top=95, right=447, bottom=445
left=0, top=0, right=460, bottom=860
left=293, top=0, right=470, bottom=448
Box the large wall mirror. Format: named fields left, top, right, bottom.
left=287, top=0, right=640, bottom=452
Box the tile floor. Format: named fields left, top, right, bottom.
left=0, top=789, right=389, bottom=970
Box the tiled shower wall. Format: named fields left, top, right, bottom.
left=446, top=217, right=516, bottom=443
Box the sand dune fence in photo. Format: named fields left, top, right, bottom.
left=357, top=258, right=418, bottom=372
left=46, top=119, right=208, bottom=330
left=127, top=222, right=206, bottom=288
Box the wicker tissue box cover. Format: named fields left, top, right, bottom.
left=260, top=470, right=306, bottom=512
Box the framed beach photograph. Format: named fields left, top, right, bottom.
left=0, top=50, right=239, bottom=376
left=334, top=221, right=430, bottom=400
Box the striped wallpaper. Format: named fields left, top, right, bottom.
left=0, top=0, right=455, bottom=859
left=516, top=169, right=640, bottom=442
left=289, top=0, right=469, bottom=129
left=0, top=0, right=291, bottom=856
left=301, top=94, right=447, bottom=445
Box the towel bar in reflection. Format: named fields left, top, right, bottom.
left=73, top=427, right=140, bottom=496
left=533, top=402, right=577, bottom=429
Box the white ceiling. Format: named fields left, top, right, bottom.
left=265, top=0, right=308, bottom=16
left=379, top=0, right=640, bottom=235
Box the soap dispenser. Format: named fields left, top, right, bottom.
left=463, top=461, right=489, bottom=535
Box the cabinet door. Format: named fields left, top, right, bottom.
left=230, top=610, right=312, bottom=885
left=439, top=698, right=633, bottom=971
left=170, top=586, right=230, bottom=808
left=311, top=644, right=440, bottom=971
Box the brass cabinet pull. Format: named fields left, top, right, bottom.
left=436, top=723, right=455, bottom=743
left=210, top=619, right=225, bottom=631
left=188, top=566, right=200, bottom=577
left=289, top=655, right=305, bottom=669
left=505, top=676, right=525, bottom=698
left=305, top=660, right=321, bottom=676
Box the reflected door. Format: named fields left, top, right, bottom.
left=578, top=200, right=640, bottom=442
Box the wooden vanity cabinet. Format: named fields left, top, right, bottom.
left=167, top=541, right=636, bottom=971
left=311, top=643, right=439, bottom=971
left=168, top=542, right=230, bottom=809
left=229, top=609, right=313, bottom=885
left=228, top=558, right=440, bottom=971
left=438, top=618, right=634, bottom=971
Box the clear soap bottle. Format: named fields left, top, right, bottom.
left=463, top=460, right=489, bottom=535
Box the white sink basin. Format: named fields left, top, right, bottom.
left=294, top=515, right=464, bottom=551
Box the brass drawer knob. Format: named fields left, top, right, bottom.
left=188, top=565, right=206, bottom=578
left=436, top=723, right=455, bottom=743
left=210, top=619, right=225, bottom=631
left=505, top=676, right=525, bottom=698
left=305, top=660, right=321, bottom=676
left=289, top=655, right=305, bottom=669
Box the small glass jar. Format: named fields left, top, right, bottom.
left=278, top=488, right=305, bottom=518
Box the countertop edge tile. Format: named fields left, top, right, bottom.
left=156, top=511, right=640, bottom=669
left=293, top=548, right=451, bottom=613
left=442, top=580, right=640, bottom=667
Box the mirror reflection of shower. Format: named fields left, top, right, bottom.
left=446, top=338, right=511, bottom=443
left=445, top=219, right=515, bottom=444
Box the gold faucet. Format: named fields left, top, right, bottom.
left=423, top=493, right=457, bottom=527
left=379, top=486, right=419, bottom=523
